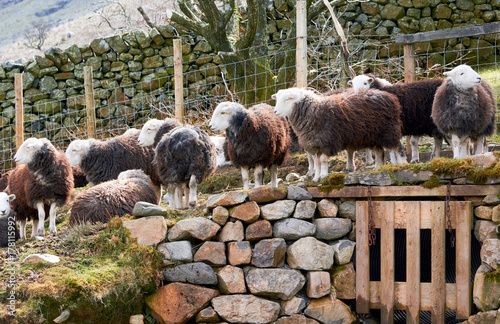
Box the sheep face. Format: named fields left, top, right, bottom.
left=138, top=119, right=162, bottom=146
left=348, top=75, right=373, bottom=90
left=14, top=138, right=46, bottom=164
left=209, top=102, right=245, bottom=131
left=0, top=192, right=15, bottom=220
left=444, top=65, right=481, bottom=90
left=65, top=140, right=91, bottom=166
left=272, top=88, right=309, bottom=118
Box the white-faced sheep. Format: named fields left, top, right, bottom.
left=432, top=65, right=497, bottom=159
left=0, top=192, right=18, bottom=247
left=66, top=130, right=160, bottom=186
left=209, top=102, right=291, bottom=190
left=7, top=138, right=74, bottom=238
left=154, top=126, right=217, bottom=209
left=272, top=88, right=404, bottom=181
left=69, top=169, right=161, bottom=225
left=350, top=74, right=445, bottom=163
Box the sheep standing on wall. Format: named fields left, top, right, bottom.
left=69, top=169, right=161, bottom=225
left=0, top=192, right=19, bottom=247
left=209, top=102, right=291, bottom=190
left=272, top=88, right=404, bottom=180
left=349, top=74, right=445, bottom=163
left=154, top=126, right=216, bottom=209
left=432, top=65, right=497, bottom=159
left=7, top=138, right=74, bottom=238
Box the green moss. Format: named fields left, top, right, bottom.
left=421, top=175, right=443, bottom=189
left=485, top=269, right=500, bottom=283
left=317, top=174, right=346, bottom=193
left=198, top=174, right=240, bottom=194
left=377, top=162, right=431, bottom=173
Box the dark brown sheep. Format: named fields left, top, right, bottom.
left=0, top=171, right=10, bottom=191
left=0, top=192, right=19, bottom=247
left=138, top=118, right=182, bottom=147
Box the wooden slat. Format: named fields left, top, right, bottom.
left=84, top=66, right=96, bottom=139
left=431, top=201, right=446, bottom=324
left=401, top=201, right=420, bottom=324
left=380, top=202, right=395, bottom=324
left=454, top=201, right=473, bottom=319
left=14, top=73, right=24, bottom=150
left=404, top=44, right=415, bottom=84
left=373, top=201, right=444, bottom=229
left=295, top=0, right=307, bottom=88
left=173, top=38, right=184, bottom=124
left=356, top=201, right=370, bottom=313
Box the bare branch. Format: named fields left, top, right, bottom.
left=198, top=0, right=222, bottom=29
left=178, top=0, right=202, bottom=22
left=170, top=11, right=207, bottom=37
left=138, top=7, right=155, bottom=29
left=235, top=0, right=259, bottom=50
left=23, top=19, right=50, bottom=50
left=221, top=0, right=235, bottom=30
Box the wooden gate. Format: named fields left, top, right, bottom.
left=355, top=201, right=473, bottom=324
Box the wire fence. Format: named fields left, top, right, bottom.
left=1, top=30, right=499, bottom=174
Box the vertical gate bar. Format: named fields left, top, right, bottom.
left=431, top=201, right=446, bottom=324
left=356, top=201, right=370, bottom=313
left=381, top=201, right=395, bottom=324
left=454, top=201, right=472, bottom=319
left=14, top=73, right=24, bottom=150
left=173, top=38, right=184, bottom=124
left=295, top=0, right=307, bottom=88
left=404, top=201, right=421, bottom=324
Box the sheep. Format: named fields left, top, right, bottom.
left=0, top=171, right=10, bottom=191
left=154, top=126, right=217, bottom=209
left=0, top=192, right=18, bottom=247
left=349, top=74, right=445, bottom=163
left=272, top=87, right=404, bottom=181
left=66, top=130, right=160, bottom=186
left=71, top=166, right=89, bottom=188
left=69, top=169, right=161, bottom=225
left=432, top=64, right=497, bottom=159
left=209, top=102, right=291, bottom=190
left=7, top=138, right=74, bottom=238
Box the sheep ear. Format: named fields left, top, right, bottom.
left=367, top=76, right=374, bottom=84
left=271, top=94, right=276, bottom=100
left=443, top=71, right=451, bottom=76
left=9, top=194, right=15, bottom=201
left=347, top=80, right=353, bottom=86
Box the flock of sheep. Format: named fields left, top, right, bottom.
left=0, top=64, right=496, bottom=246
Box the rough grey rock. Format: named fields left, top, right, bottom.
left=480, top=239, right=500, bottom=269
left=211, top=295, right=280, bottom=323
left=393, top=170, right=433, bottom=183
left=163, top=262, right=218, bottom=285
left=260, top=200, right=296, bottom=220
left=338, top=200, right=356, bottom=221
left=157, top=241, right=193, bottom=262
left=287, top=186, right=313, bottom=200
left=252, top=238, right=286, bottom=268
left=273, top=218, right=316, bottom=240
left=314, top=218, right=352, bottom=240
left=293, top=200, right=317, bottom=220
left=246, top=268, right=306, bottom=300
left=133, top=201, right=168, bottom=217
left=287, top=237, right=335, bottom=270
left=331, top=239, right=356, bottom=265
left=168, top=217, right=220, bottom=241
left=206, top=191, right=248, bottom=209
left=474, top=220, right=500, bottom=242
left=358, top=171, right=395, bottom=186
left=280, top=296, right=309, bottom=316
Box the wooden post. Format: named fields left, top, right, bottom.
left=173, top=39, right=185, bottom=124
left=15, top=73, right=24, bottom=149
left=380, top=202, right=395, bottom=324
left=405, top=201, right=421, bottom=324
left=84, top=66, right=96, bottom=139
left=296, top=0, right=307, bottom=88
left=404, top=44, right=415, bottom=154
left=431, top=202, right=446, bottom=324
left=355, top=201, right=370, bottom=314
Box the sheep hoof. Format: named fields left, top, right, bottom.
left=189, top=202, right=197, bottom=209
left=37, top=229, right=45, bottom=236
left=410, top=159, right=420, bottom=163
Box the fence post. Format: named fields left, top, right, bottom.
left=296, top=0, right=307, bottom=88
left=404, top=44, right=415, bottom=154
left=15, top=73, right=24, bottom=150
left=84, top=66, right=96, bottom=139
left=174, top=39, right=185, bottom=124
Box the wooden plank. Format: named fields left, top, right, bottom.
left=369, top=282, right=457, bottom=312
left=173, top=38, right=184, bottom=124
left=307, top=185, right=500, bottom=198
left=395, top=22, right=500, bottom=44
left=404, top=44, right=415, bottom=84
left=402, top=201, right=420, bottom=324
left=83, top=66, right=96, bottom=139
left=14, top=73, right=24, bottom=149
left=454, top=201, right=473, bottom=319
left=380, top=201, right=395, bottom=324
left=431, top=201, right=446, bottom=324
left=295, top=0, right=307, bottom=88
left=356, top=201, right=370, bottom=313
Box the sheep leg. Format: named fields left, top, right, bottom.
left=254, top=165, right=264, bottom=187
left=241, top=167, right=250, bottom=190
left=174, top=185, right=183, bottom=209
left=49, top=202, right=57, bottom=235
left=312, top=154, right=322, bottom=183
left=459, top=137, right=470, bottom=159
left=474, top=136, right=486, bottom=155
left=183, top=184, right=189, bottom=209
left=431, top=135, right=442, bottom=160
left=410, top=136, right=420, bottom=163
left=374, top=148, right=385, bottom=169
left=19, top=219, right=26, bottom=239
left=166, top=184, right=175, bottom=207
left=305, top=151, right=315, bottom=179
left=320, top=154, right=329, bottom=179
left=31, top=219, right=39, bottom=238
left=270, top=164, right=278, bottom=188
left=365, top=148, right=374, bottom=166
left=396, top=143, right=408, bottom=164
left=35, top=201, right=45, bottom=236
left=345, top=149, right=355, bottom=173
left=188, top=175, right=197, bottom=208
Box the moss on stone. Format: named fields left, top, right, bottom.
left=421, top=175, right=442, bottom=189
left=485, top=269, right=500, bottom=283
left=317, top=174, right=346, bottom=193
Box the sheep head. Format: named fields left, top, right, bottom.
left=444, top=65, right=482, bottom=90
left=209, top=102, right=245, bottom=131
left=14, top=137, right=47, bottom=164
left=65, top=139, right=91, bottom=166
left=138, top=119, right=162, bottom=146
left=0, top=192, right=15, bottom=219
left=272, top=88, right=313, bottom=118
left=348, top=75, right=374, bottom=90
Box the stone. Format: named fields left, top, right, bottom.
left=475, top=206, right=493, bottom=220
left=206, top=191, right=248, bottom=208
left=286, top=173, right=302, bottom=181
left=252, top=238, right=286, bottom=268
left=413, top=0, right=429, bottom=8
left=260, top=200, right=296, bottom=220
left=304, top=295, right=357, bottom=324
left=338, top=201, right=356, bottom=220
left=473, top=266, right=500, bottom=311
left=195, top=307, right=220, bottom=323
left=314, top=218, right=352, bottom=240
left=194, top=241, right=226, bottom=266
left=213, top=237, right=240, bottom=262
left=332, top=263, right=356, bottom=299
left=168, top=217, right=220, bottom=241
left=123, top=216, right=167, bottom=246
left=317, top=199, right=338, bottom=217
left=307, top=271, right=331, bottom=298
left=358, top=171, right=395, bottom=186
left=461, top=310, right=499, bottom=324
left=145, top=283, right=218, bottom=324
left=493, top=205, right=500, bottom=223
left=273, top=218, right=316, bottom=240
left=280, top=296, right=309, bottom=316
left=219, top=220, right=244, bottom=242
left=245, top=220, right=273, bottom=241
left=65, top=45, right=82, bottom=64
left=248, top=186, right=287, bottom=203
left=294, top=200, right=317, bottom=220
left=22, top=254, right=60, bottom=264
left=163, top=262, right=218, bottom=285
left=217, top=265, right=247, bottom=294
left=474, top=220, right=500, bottom=242
left=457, top=0, right=474, bottom=10
left=230, top=201, right=260, bottom=223
left=212, top=206, right=229, bottom=225
left=331, top=240, right=356, bottom=265
left=344, top=174, right=360, bottom=185
left=157, top=241, right=193, bottom=262
left=90, top=38, right=110, bottom=55
left=275, top=315, right=320, bottom=324
left=380, top=4, right=406, bottom=20
left=393, top=170, right=433, bottom=183
left=129, top=315, right=144, bottom=324
left=470, top=152, right=499, bottom=169
left=246, top=268, right=306, bottom=300
left=483, top=195, right=500, bottom=205
left=211, top=295, right=280, bottom=323
left=39, top=76, right=58, bottom=93
left=287, top=237, right=335, bottom=270
left=287, top=186, right=313, bottom=200
left=480, top=239, right=500, bottom=269
left=433, top=4, right=452, bottom=19
left=133, top=202, right=168, bottom=217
